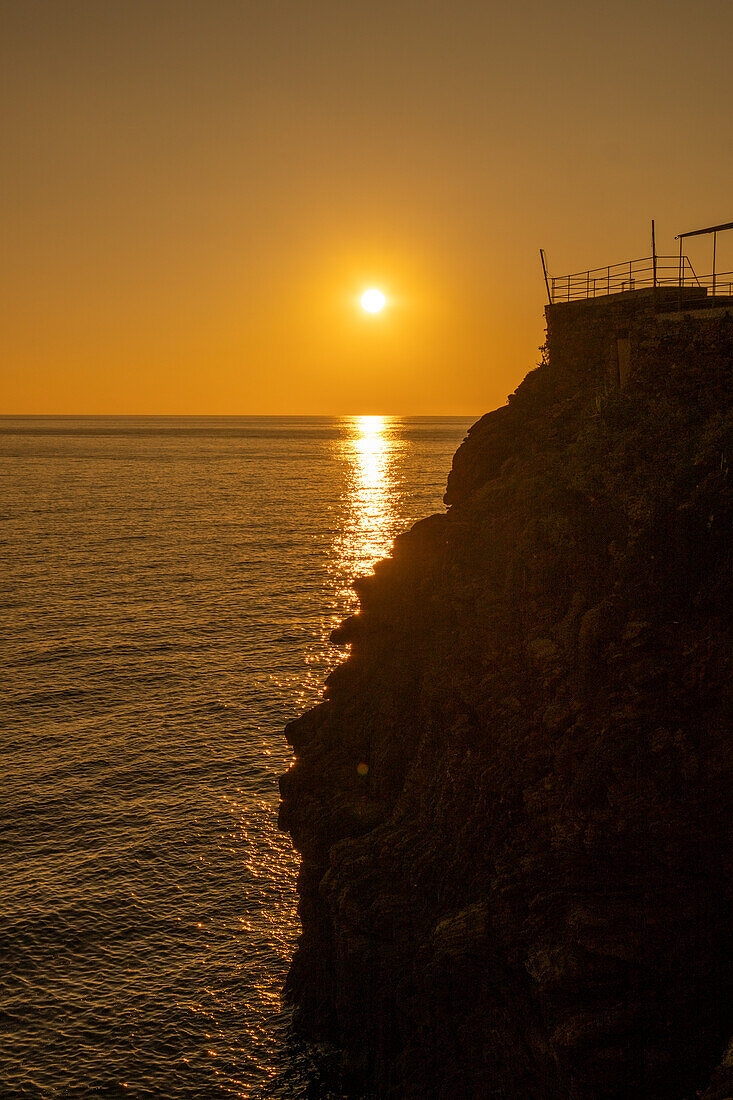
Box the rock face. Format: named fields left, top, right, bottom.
left=279, top=313, right=732, bottom=1099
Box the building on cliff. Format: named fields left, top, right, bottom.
left=541, top=220, right=733, bottom=388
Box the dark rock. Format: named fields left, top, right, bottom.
left=279, top=314, right=733, bottom=1098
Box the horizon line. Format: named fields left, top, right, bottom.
left=0, top=411, right=484, bottom=419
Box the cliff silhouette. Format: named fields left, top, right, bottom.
left=279, top=310, right=732, bottom=1099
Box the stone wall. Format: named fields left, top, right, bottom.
left=546, top=288, right=731, bottom=393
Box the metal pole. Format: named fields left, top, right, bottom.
left=712, top=231, right=717, bottom=299
left=539, top=249, right=552, bottom=305
left=678, top=237, right=683, bottom=310
left=652, top=219, right=657, bottom=310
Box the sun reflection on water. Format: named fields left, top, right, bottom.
left=341, top=414, right=396, bottom=581
left=299, top=414, right=403, bottom=700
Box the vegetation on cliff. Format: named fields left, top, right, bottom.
left=279, top=315, right=732, bottom=1099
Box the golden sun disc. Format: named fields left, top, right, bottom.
left=361, top=288, right=386, bottom=313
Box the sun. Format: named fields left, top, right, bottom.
left=361, top=288, right=386, bottom=313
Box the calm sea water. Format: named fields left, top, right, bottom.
left=0, top=415, right=473, bottom=1098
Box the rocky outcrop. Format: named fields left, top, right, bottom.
left=279, top=314, right=733, bottom=1098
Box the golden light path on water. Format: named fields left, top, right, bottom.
left=334, top=414, right=397, bottom=599
left=297, top=415, right=404, bottom=699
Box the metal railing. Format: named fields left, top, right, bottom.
left=550, top=255, right=733, bottom=303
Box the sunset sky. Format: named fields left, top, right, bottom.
left=3, top=0, right=732, bottom=415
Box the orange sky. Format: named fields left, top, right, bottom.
left=2, top=0, right=732, bottom=415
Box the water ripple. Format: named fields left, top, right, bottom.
left=0, top=415, right=472, bottom=1097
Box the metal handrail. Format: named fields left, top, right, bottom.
left=549, top=254, right=733, bottom=303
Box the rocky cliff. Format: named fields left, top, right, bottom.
left=279, top=312, right=732, bottom=1099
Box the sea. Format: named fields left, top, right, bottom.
left=0, top=415, right=474, bottom=1099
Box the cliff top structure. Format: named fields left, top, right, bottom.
left=539, top=221, right=733, bottom=389
left=541, top=219, right=733, bottom=315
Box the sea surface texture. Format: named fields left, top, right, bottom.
left=0, top=415, right=472, bottom=1098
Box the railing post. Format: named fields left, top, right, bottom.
left=537, top=247, right=548, bottom=303
left=607, top=266, right=610, bottom=293
left=712, top=231, right=717, bottom=299
left=586, top=270, right=590, bottom=297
